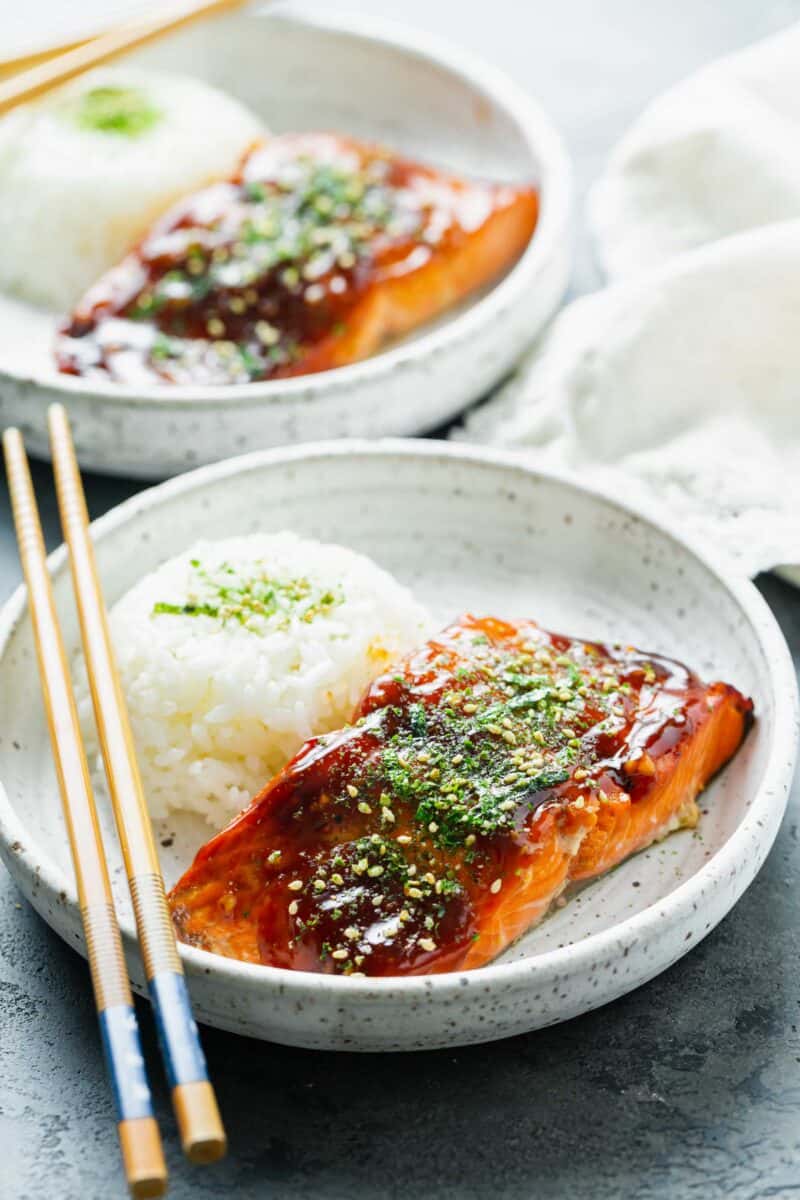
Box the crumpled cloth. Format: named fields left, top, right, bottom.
left=587, top=23, right=800, bottom=279
left=457, top=27, right=800, bottom=578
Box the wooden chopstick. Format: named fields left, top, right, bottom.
left=0, top=0, right=248, bottom=118
left=0, top=38, right=89, bottom=82
left=48, top=404, right=227, bottom=1166
left=2, top=429, right=168, bottom=1200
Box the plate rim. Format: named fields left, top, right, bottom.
left=0, top=438, right=796, bottom=1005
left=0, top=6, right=573, bottom=409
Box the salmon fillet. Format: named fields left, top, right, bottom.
left=56, top=134, right=538, bottom=384
left=168, top=615, right=752, bottom=976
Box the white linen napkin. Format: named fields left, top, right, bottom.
left=458, top=26, right=800, bottom=578
left=587, top=23, right=800, bottom=279
left=458, top=221, right=800, bottom=575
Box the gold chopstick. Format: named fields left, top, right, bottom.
left=48, top=404, right=227, bottom=1165
left=0, top=0, right=248, bottom=118
left=2, top=429, right=168, bottom=1200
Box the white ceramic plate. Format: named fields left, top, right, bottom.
left=0, top=7, right=572, bottom=479
left=0, top=442, right=796, bottom=1051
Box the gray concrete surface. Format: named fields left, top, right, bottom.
left=2, top=2, right=799, bottom=1197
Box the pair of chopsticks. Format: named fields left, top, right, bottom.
left=0, top=0, right=248, bottom=118
left=3, top=408, right=226, bottom=1198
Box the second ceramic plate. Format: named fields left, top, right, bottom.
left=0, top=7, right=572, bottom=478
left=0, top=441, right=795, bottom=1050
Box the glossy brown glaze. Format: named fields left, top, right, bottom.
left=56, top=134, right=539, bottom=385
left=169, top=615, right=753, bottom=976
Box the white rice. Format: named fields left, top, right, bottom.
left=75, top=533, right=432, bottom=828
left=0, top=66, right=264, bottom=310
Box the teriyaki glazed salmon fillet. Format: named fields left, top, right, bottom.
left=169, top=615, right=753, bottom=976
left=57, top=133, right=538, bottom=385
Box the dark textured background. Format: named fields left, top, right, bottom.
left=2, top=2, right=800, bottom=1197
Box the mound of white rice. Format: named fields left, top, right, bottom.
left=75, top=533, right=432, bottom=827
left=0, top=66, right=264, bottom=310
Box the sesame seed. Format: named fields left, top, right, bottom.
left=228, top=296, right=246, bottom=314
left=344, top=926, right=360, bottom=940
left=465, top=834, right=476, bottom=847
left=502, top=730, right=517, bottom=745
left=382, top=808, right=395, bottom=823
left=396, top=834, right=412, bottom=845
left=206, top=317, right=226, bottom=338
left=487, top=724, right=502, bottom=736
left=407, top=887, right=423, bottom=899
left=288, top=900, right=299, bottom=915
left=502, top=717, right=513, bottom=730
left=331, top=873, right=344, bottom=886
left=399, top=909, right=411, bottom=922
left=267, top=850, right=282, bottom=864
left=573, top=768, right=589, bottom=781
left=313, top=879, right=325, bottom=891
left=463, top=703, right=478, bottom=714
left=346, top=784, right=359, bottom=798
left=357, top=801, right=372, bottom=815
left=372, top=894, right=384, bottom=906
left=288, top=879, right=303, bottom=891
left=305, top=283, right=326, bottom=305
left=331, top=948, right=349, bottom=960
left=419, top=938, right=437, bottom=953
left=367, top=865, right=384, bottom=878
left=452, top=754, right=464, bottom=766
left=407, top=865, right=417, bottom=876
left=428, top=822, right=439, bottom=834
left=490, top=879, right=503, bottom=894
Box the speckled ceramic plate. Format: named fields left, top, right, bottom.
left=0, top=442, right=796, bottom=1051
left=0, top=7, right=572, bottom=480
